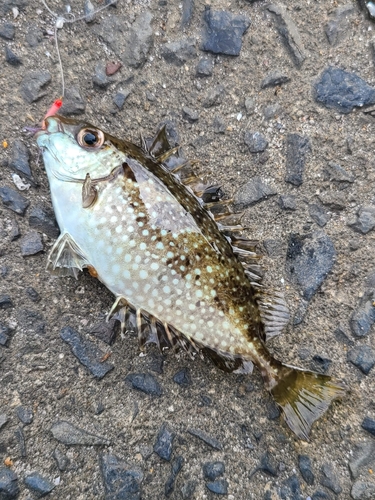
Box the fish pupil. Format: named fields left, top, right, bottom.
left=83, top=132, right=97, bottom=145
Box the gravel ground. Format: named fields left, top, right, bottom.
left=1, top=0, right=375, bottom=499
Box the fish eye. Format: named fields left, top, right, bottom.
left=77, top=128, right=105, bottom=149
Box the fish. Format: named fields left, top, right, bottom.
left=36, top=114, right=346, bottom=440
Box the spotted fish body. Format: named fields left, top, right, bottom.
left=37, top=115, right=346, bottom=440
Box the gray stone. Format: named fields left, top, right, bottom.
left=113, top=91, right=130, bottom=110
left=312, top=355, right=332, bottom=373
left=206, top=479, right=228, bottom=495
left=60, top=326, right=114, bottom=379
left=165, top=456, right=184, bottom=497
left=14, top=427, right=26, bottom=457
left=9, top=219, right=20, bottom=241
left=161, top=37, right=196, bottom=66
left=154, top=423, right=175, bottom=461
left=20, top=70, right=51, bottom=103
left=234, top=176, right=277, bottom=210
left=347, top=345, right=375, bottom=375
left=29, top=204, right=59, bottom=238
left=84, top=0, right=95, bottom=23
left=0, top=467, right=19, bottom=499
left=263, top=239, right=284, bottom=258
left=182, top=106, right=199, bottom=122
left=181, top=0, right=194, bottom=27
left=0, top=295, right=13, bottom=310
left=323, top=162, right=354, bottom=184
left=261, top=71, right=290, bottom=89
left=201, top=7, right=250, bottom=56
left=349, top=441, right=375, bottom=479
left=213, top=116, right=226, bottom=134
left=263, top=102, right=282, bottom=120
left=286, top=231, right=335, bottom=302
left=0, top=414, right=8, bottom=430
left=9, top=140, right=31, bottom=178
left=314, top=67, right=375, bottom=113
left=318, top=191, right=346, bottom=211
left=20, top=231, right=43, bottom=256
left=100, top=454, right=142, bottom=500
left=245, top=97, right=256, bottom=114
left=173, top=367, right=191, bottom=387
left=24, top=472, right=55, bottom=498
left=348, top=206, right=375, bottom=234
left=93, top=62, right=111, bottom=89
left=16, top=406, right=33, bottom=425
left=0, top=23, right=15, bottom=40
left=53, top=448, right=70, bottom=471
left=0, top=186, right=29, bottom=214
left=244, top=131, right=268, bottom=152
left=351, top=290, right=375, bottom=337
left=351, top=480, right=375, bottom=499
left=311, top=491, right=332, bottom=500
left=285, top=133, right=310, bottom=186
left=325, top=5, right=356, bottom=46
left=5, top=46, right=21, bottom=65
left=202, top=85, right=225, bottom=108
left=187, top=428, right=222, bottom=450
left=60, top=86, right=86, bottom=115
left=203, top=462, right=225, bottom=481
left=26, top=26, right=43, bottom=47
left=267, top=4, right=306, bottom=68
left=51, top=420, right=111, bottom=445
left=125, top=373, right=162, bottom=396
left=279, top=474, right=303, bottom=500
left=320, top=463, right=342, bottom=495
left=362, top=416, right=375, bottom=437
left=180, top=480, right=196, bottom=499
left=0, top=0, right=28, bottom=15
left=196, top=57, right=214, bottom=77
left=279, top=194, right=296, bottom=211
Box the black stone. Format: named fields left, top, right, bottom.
left=286, top=231, right=335, bottom=302
left=279, top=195, right=296, bottom=211
left=154, top=423, right=175, bottom=461
left=29, top=204, right=59, bottom=238
left=202, top=85, right=225, bottom=108
left=206, top=479, right=228, bottom=495
left=0, top=467, right=19, bottom=499
left=145, top=351, right=164, bottom=374
left=361, top=417, right=375, bottom=437
left=196, top=57, right=214, bottom=77
left=334, top=324, right=354, bottom=346
left=267, top=400, right=281, bottom=420
left=113, top=91, right=130, bottom=110
left=14, top=427, right=26, bottom=457
left=348, top=206, right=375, bottom=234
left=20, top=70, right=51, bottom=103
left=201, top=7, right=250, bottom=56
left=9, top=219, right=20, bottom=241
left=285, top=133, right=310, bottom=186
left=125, top=373, right=162, bottom=396
left=180, top=480, right=196, bottom=499
left=314, top=67, right=375, bottom=113
left=187, top=428, right=222, bottom=450
left=25, top=287, right=40, bottom=303
left=173, top=368, right=191, bottom=387
left=351, top=290, right=375, bottom=337
left=90, top=318, right=119, bottom=345
left=298, top=455, right=315, bottom=485
left=161, top=38, right=196, bottom=66
left=20, top=231, right=44, bottom=256
left=53, top=448, right=70, bottom=471
left=203, top=461, right=225, bottom=481
left=60, top=326, right=114, bottom=379
left=9, top=140, right=31, bottom=178
left=347, top=345, right=375, bottom=375
left=311, top=355, right=332, bottom=374
left=261, top=71, right=290, bottom=89
left=319, top=462, right=342, bottom=495
left=93, top=62, right=111, bottom=89
left=259, top=452, right=278, bottom=477
left=165, top=456, right=184, bottom=497
left=0, top=186, right=29, bottom=214
left=0, top=23, right=15, bottom=40
left=234, top=176, right=277, bottom=210
left=60, top=86, right=86, bottom=115
left=181, top=0, right=194, bottom=27
left=0, top=295, right=13, bottom=310
left=16, top=406, right=33, bottom=425
left=24, top=472, right=55, bottom=497
left=5, top=46, right=21, bottom=65
left=51, top=420, right=111, bottom=445
left=100, top=453, right=142, bottom=500
left=311, top=491, right=331, bottom=500
left=309, top=203, right=330, bottom=227
left=244, top=131, right=268, bottom=152
left=0, top=324, right=10, bottom=346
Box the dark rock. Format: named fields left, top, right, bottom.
left=20, top=70, right=51, bottom=103
left=84, top=0, right=95, bottom=22
left=154, top=423, right=175, bottom=461
left=16, top=406, right=33, bottom=425
left=201, top=7, right=250, bottom=56
left=351, top=479, right=375, bottom=500
left=14, top=427, right=26, bottom=457
left=182, top=107, right=199, bottom=122
left=26, top=26, right=43, bottom=46
left=5, top=46, right=21, bottom=65
left=213, top=116, right=226, bottom=134
left=180, top=480, right=196, bottom=499
left=293, top=298, right=310, bottom=326
left=286, top=231, right=335, bottom=302
left=165, top=456, right=184, bottom=497
left=0, top=467, right=19, bottom=499
left=325, top=5, right=356, bottom=46
left=9, top=219, right=20, bottom=241
left=60, top=86, right=86, bottom=115
left=93, top=62, right=111, bottom=89
left=113, top=91, right=130, bottom=110
left=348, top=206, right=375, bottom=234
left=362, top=416, right=375, bottom=437
left=53, top=448, right=70, bottom=471
left=279, top=474, right=303, bottom=500
left=29, top=205, right=59, bottom=238
left=350, top=290, right=375, bottom=337
left=122, top=11, right=153, bottom=68
left=279, top=194, right=296, bottom=211
left=24, top=472, right=55, bottom=497
left=206, top=479, right=228, bottom=495
left=244, top=131, right=268, bottom=153
left=267, top=4, right=306, bottom=67
left=18, top=309, right=45, bottom=335
left=259, top=452, right=278, bottom=477
left=312, top=355, right=332, bottom=373
left=25, top=287, right=40, bottom=303
left=187, top=428, right=222, bottom=450
left=202, top=85, right=225, bottom=108
left=263, top=102, right=282, bottom=120
left=20, top=231, right=43, bottom=256
left=0, top=23, right=15, bottom=40
left=100, top=453, right=142, bottom=500
left=0, top=186, right=29, bottom=214
left=0, top=414, right=8, bottom=430
left=0, top=295, right=13, bottom=310
left=144, top=352, right=164, bottom=374
left=261, top=71, right=290, bottom=89
left=146, top=91, right=155, bottom=102
left=234, top=176, right=277, bottom=210
left=323, top=161, right=354, bottom=184
left=90, top=318, right=119, bottom=345
left=320, top=463, right=342, bottom=495
left=173, top=367, right=191, bottom=387
left=349, top=441, right=375, bottom=479
left=311, top=491, right=332, bottom=500
left=51, top=420, right=111, bottom=445
left=314, top=67, right=375, bottom=113
left=60, top=326, right=114, bottom=379
left=203, top=462, right=225, bottom=481
left=285, top=133, right=310, bottom=186
left=161, top=37, right=196, bottom=66
left=334, top=324, right=354, bottom=346
left=347, top=345, right=375, bottom=375
left=9, top=140, right=31, bottom=179
left=309, top=203, right=330, bottom=227
left=298, top=455, right=315, bottom=485
left=125, top=373, right=162, bottom=396
left=196, top=56, right=214, bottom=77
left=318, top=191, right=346, bottom=211
left=181, top=0, right=194, bottom=26
left=0, top=325, right=10, bottom=346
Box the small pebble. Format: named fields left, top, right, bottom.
left=0, top=186, right=29, bottom=215
left=0, top=467, right=19, bottom=499
left=20, top=70, right=51, bottom=103
left=261, top=71, right=290, bottom=89
left=125, top=373, right=162, bottom=396
left=320, top=462, right=342, bottom=495
left=51, top=420, right=111, bottom=446
left=0, top=414, right=8, bottom=430
left=93, top=62, right=111, bottom=89
left=5, top=46, right=21, bottom=65
left=165, top=456, right=184, bottom=496
left=0, top=295, right=13, bottom=310
left=113, top=91, right=130, bottom=110
left=173, top=368, right=191, bottom=387
left=285, top=133, right=310, bottom=186
left=100, top=454, right=142, bottom=500
left=16, top=406, right=33, bottom=425
left=53, top=448, right=70, bottom=471
left=196, top=56, right=214, bottom=77
left=24, top=472, right=55, bottom=497
left=154, top=423, right=175, bottom=461
left=206, top=479, right=228, bottom=495
left=347, top=346, right=375, bottom=375
left=29, top=204, right=59, bottom=238
left=361, top=416, right=375, bottom=437
left=182, top=106, right=199, bottom=122
left=25, top=287, right=40, bottom=303
left=244, top=131, right=268, bottom=153
left=279, top=194, right=296, bottom=211
left=187, top=428, right=222, bottom=450
left=0, top=23, right=15, bottom=40
left=20, top=231, right=43, bottom=256
left=298, top=455, right=315, bottom=485
left=203, top=462, right=225, bottom=481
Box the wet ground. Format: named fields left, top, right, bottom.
left=1, top=0, right=375, bottom=499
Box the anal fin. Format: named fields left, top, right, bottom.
left=47, top=232, right=90, bottom=278
left=257, top=291, right=290, bottom=341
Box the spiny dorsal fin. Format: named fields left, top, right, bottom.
left=144, top=124, right=171, bottom=158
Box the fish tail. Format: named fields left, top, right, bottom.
left=268, top=363, right=347, bottom=440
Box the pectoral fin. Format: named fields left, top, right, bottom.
left=46, top=232, right=90, bottom=278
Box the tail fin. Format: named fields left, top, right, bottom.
left=270, top=365, right=347, bottom=440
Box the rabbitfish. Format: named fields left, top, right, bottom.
left=36, top=115, right=346, bottom=440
